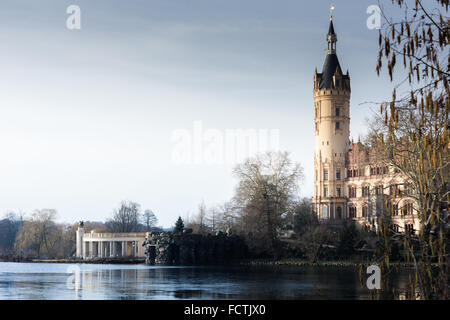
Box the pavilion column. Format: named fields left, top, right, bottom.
left=122, top=241, right=126, bottom=257
left=82, top=241, right=85, bottom=259
left=89, top=241, right=93, bottom=258
left=99, top=241, right=103, bottom=258
left=109, top=241, right=113, bottom=257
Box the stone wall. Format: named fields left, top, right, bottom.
left=142, top=230, right=247, bottom=265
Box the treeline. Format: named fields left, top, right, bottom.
left=179, top=151, right=303, bottom=258
left=0, top=203, right=162, bottom=259
left=175, top=151, right=385, bottom=262
left=0, top=213, right=23, bottom=255
left=175, top=151, right=374, bottom=260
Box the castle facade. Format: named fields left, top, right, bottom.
left=311, top=16, right=419, bottom=233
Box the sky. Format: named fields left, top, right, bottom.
left=0, top=0, right=403, bottom=227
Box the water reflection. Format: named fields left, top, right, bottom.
left=0, top=262, right=413, bottom=300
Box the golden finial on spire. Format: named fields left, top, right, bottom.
left=330, top=5, right=335, bottom=21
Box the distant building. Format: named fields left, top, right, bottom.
left=76, top=222, right=147, bottom=259
left=311, top=15, right=419, bottom=233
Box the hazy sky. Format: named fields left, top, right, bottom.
left=0, top=0, right=402, bottom=227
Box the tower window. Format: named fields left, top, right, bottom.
left=336, top=108, right=340, bottom=116
left=335, top=122, right=340, bottom=129
left=336, top=169, right=340, bottom=180
left=337, top=187, right=341, bottom=197
left=324, top=187, right=328, bottom=197
left=324, top=169, right=328, bottom=180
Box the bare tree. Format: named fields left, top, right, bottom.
left=107, top=201, right=141, bottom=232
left=206, top=207, right=218, bottom=233
left=215, top=201, right=239, bottom=233
left=14, top=209, right=60, bottom=258
left=372, top=0, right=449, bottom=299
left=187, top=201, right=209, bottom=234
left=142, top=209, right=158, bottom=232
left=233, top=151, right=304, bottom=257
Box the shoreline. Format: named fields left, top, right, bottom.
left=1, top=257, right=418, bottom=269
left=240, top=258, right=418, bottom=269
left=0, top=257, right=146, bottom=264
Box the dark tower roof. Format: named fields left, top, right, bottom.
left=315, top=17, right=350, bottom=90
left=328, top=20, right=335, bottom=36
left=320, top=54, right=343, bottom=89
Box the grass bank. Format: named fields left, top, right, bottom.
left=241, top=258, right=417, bottom=269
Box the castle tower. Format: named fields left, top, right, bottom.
left=312, top=14, right=351, bottom=222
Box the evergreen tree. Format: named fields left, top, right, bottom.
left=174, top=216, right=184, bottom=234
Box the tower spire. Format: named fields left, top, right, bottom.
left=327, top=7, right=337, bottom=55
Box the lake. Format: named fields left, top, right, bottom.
left=0, top=262, right=412, bottom=300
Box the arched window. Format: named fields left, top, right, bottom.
left=362, top=206, right=368, bottom=217
left=405, top=224, right=414, bottom=234
left=349, top=206, right=357, bottom=218
left=402, top=202, right=413, bottom=216
left=362, top=185, right=370, bottom=196
left=348, top=186, right=357, bottom=198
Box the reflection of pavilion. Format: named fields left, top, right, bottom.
left=76, top=223, right=147, bottom=259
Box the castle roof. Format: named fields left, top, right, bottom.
left=315, top=19, right=350, bottom=90
left=320, top=53, right=344, bottom=89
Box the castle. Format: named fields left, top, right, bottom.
left=311, top=14, right=419, bottom=233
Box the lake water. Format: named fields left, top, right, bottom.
left=0, top=262, right=412, bottom=300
